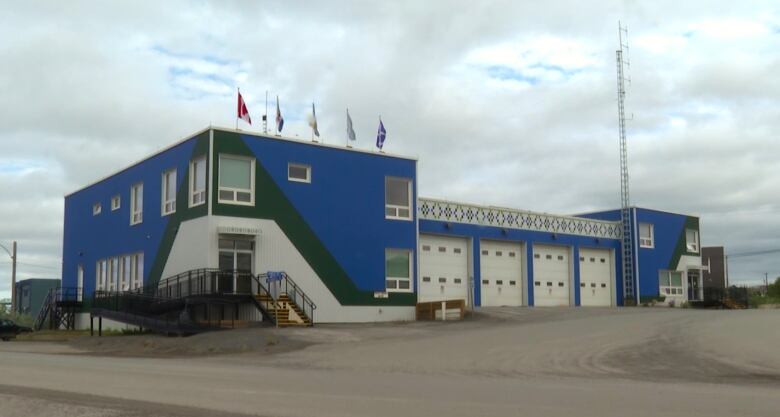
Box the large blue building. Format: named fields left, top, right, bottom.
left=62, top=127, right=703, bottom=324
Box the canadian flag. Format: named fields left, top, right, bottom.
left=237, top=90, right=252, bottom=125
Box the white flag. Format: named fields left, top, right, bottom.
left=346, top=109, right=356, bottom=142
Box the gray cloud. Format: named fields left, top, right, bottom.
left=1, top=1, right=779, bottom=297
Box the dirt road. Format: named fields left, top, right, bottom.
left=1, top=308, right=778, bottom=417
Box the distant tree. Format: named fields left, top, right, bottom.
left=768, top=277, right=780, bottom=299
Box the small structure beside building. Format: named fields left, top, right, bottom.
left=702, top=246, right=727, bottom=289
left=14, top=278, right=60, bottom=318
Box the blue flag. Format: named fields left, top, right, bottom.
left=376, top=118, right=386, bottom=150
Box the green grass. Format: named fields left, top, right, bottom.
left=749, top=295, right=780, bottom=307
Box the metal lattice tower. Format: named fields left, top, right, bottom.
left=616, top=22, right=636, bottom=304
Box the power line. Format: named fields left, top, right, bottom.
left=0, top=261, right=60, bottom=271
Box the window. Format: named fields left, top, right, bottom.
left=509, top=281, right=516, bottom=286
left=92, top=203, right=102, bottom=215
left=639, top=223, right=654, bottom=248
left=111, top=195, right=121, bottom=211
left=495, top=251, right=502, bottom=257
left=385, top=177, right=412, bottom=220
left=133, top=253, right=144, bottom=290
left=110, top=257, right=119, bottom=291
left=288, top=163, right=311, bottom=183
left=438, top=247, right=446, bottom=253
left=385, top=249, right=412, bottom=292
left=190, top=156, right=207, bottom=207
left=496, top=280, right=503, bottom=285
left=218, top=155, right=255, bottom=205
left=161, top=169, right=177, bottom=216
left=686, top=229, right=699, bottom=253
left=482, top=280, right=489, bottom=285
left=509, top=252, right=516, bottom=258
left=659, top=270, right=684, bottom=295
left=422, top=276, right=431, bottom=282
left=422, top=245, right=431, bottom=251
left=534, top=253, right=540, bottom=259
left=438, top=277, right=447, bottom=283
left=453, top=278, right=462, bottom=284
left=130, top=183, right=143, bottom=225
left=453, top=248, right=462, bottom=254
left=546, top=254, right=552, bottom=260
left=481, top=250, right=489, bottom=255
left=558, top=255, right=564, bottom=261
left=121, top=256, right=131, bottom=291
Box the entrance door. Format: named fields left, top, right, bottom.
left=687, top=269, right=701, bottom=301
left=218, top=237, right=254, bottom=294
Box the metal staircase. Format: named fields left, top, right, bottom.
left=90, top=269, right=316, bottom=334
left=35, top=287, right=82, bottom=331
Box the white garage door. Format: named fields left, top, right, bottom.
left=532, top=244, right=571, bottom=307
left=480, top=240, right=523, bottom=307
left=579, top=248, right=613, bottom=307
left=419, top=235, right=469, bottom=305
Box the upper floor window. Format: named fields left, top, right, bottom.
left=639, top=223, right=654, bottom=248
left=385, top=249, right=412, bottom=292
left=385, top=177, right=412, bottom=220
left=218, top=154, right=255, bottom=205
left=111, top=195, right=121, bottom=211
left=686, top=229, right=699, bottom=253
left=92, top=202, right=102, bottom=216
left=288, top=163, right=311, bottom=183
left=161, top=168, right=177, bottom=216
left=189, top=156, right=207, bottom=207
left=130, top=182, right=143, bottom=225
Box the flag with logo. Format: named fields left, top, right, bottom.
left=237, top=90, right=251, bottom=125
left=346, top=109, right=356, bottom=142
left=376, top=118, right=386, bottom=150
left=275, top=96, right=284, bottom=133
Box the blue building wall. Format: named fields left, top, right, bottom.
left=577, top=207, right=698, bottom=299
left=419, top=220, right=623, bottom=306
left=238, top=133, right=418, bottom=293
left=62, top=135, right=203, bottom=296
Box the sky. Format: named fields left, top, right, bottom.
left=1, top=1, right=779, bottom=298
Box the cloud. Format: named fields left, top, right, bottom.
left=1, top=0, right=779, bottom=296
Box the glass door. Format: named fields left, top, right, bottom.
left=218, top=237, right=255, bottom=294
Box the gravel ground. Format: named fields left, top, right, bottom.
left=0, top=307, right=778, bottom=417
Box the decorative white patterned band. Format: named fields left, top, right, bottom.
left=418, top=198, right=622, bottom=240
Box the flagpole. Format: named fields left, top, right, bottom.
left=236, top=87, right=239, bottom=131
left=346, top=109, right=349, bottom=148
left=264, top=90, right=268, bottom=134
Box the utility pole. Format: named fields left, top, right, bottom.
left=1, top=241, right=16, bottom=315
left=11, top=241, right=15, bottom=315
left=765, top=272, right=769, bottom=295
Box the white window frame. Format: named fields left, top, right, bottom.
left=161, top=168, right=177, bottom=216
left=218, top=154, right=255, bottom=206
left=132, top=252, right=144, bottom=290
left=130, top=182, right=143, bottom=225
left=639, top=223, right=654, bottom=248
left=385, top=248, right=413, bottom=293
left=92, top=202, right=102, bottom=216
left=111, top=195, right=121, bottom=211
left=385, top=177, right=412, bottom=221
left=288, top=163, right=311, bottom=183
left=189, top=156, right=207, bottom=208
left=686, top=229, right=699, bottom=253
left=659, top=270, right=684, bottom=296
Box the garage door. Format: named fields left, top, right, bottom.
left=579, top=248, right=613, bottom=307
left=480, top=240, right=523, bottom=307
left=532, top=244, right=571, bottom=306
left=419, top=235, right=469, bottom=305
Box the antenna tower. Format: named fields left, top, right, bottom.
left=616, top=22, right=636, bottom=305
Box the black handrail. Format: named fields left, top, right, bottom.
left=258, top=272, right=317, bottom=325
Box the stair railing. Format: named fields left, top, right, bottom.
left=259, top=272, right=316, bottom=325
